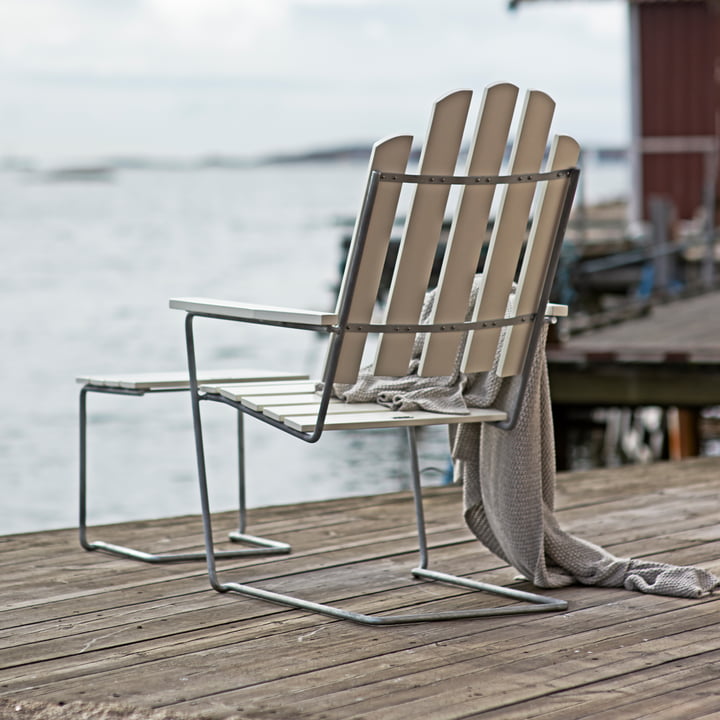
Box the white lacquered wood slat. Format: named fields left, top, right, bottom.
left=373, top=90, right=473, bottom=377
left=418, top=83, right=519, bottom=377
left=461, top=90, right=555, bottom=375
left=332, top=135, right=413, bottom=385
left=169, top=298, right=337, bottom=326
left=235, top=393, right=321, bottom=411
left=200, top=380, right=317, bottom=397
left=284, top=406, right=507, bottom=432
left=497, top=135, right=580, bottom=377
left=263, top=402, right=383, bottom=422
left=78, top=369, right=308, bottom=391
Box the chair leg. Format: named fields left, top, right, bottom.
left=196, top=422, right=567, bottom=624
left=79, top=384, right=290, bottom=563
left=405, top=426, right=568, bottom=615
left=226, top=410, right=291, bottom=554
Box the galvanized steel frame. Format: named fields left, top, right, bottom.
left=181, top=166, right=579, bottom=622
left=79, top=383, right=290, bottom=562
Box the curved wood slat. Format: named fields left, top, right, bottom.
left=461, top=90, right=555, bottom=374
left=497, top=135, right=581, bottom=377
left=373, top=90, right=473, bottom=377
left=332, top=135, right=413, bottom=384
left=418, top=83, right=519, bottom=377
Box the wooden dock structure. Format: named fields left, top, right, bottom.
left=548, top=290, right=720, bottom=407
left=2, top=457, right=720, bottom=719
left=547, top=290, right=720, bottom=467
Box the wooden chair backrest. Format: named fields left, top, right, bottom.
left=330, top=84, right=580, bottom=385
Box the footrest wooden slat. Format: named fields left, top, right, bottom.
left=78, top=369, right=308, bottom=391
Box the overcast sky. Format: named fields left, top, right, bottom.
left=0, top=0, right=629, bottom=163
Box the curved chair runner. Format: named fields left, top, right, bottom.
left=171, top=84, right=581, bottom=624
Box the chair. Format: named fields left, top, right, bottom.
left=78, top=369, right=301, bottom=561
left=170, top=84, right=580, bottom=623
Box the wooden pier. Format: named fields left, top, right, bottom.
left=2, top=457, right=720, bottom=719
left=548, top=290, right=720, bottom=467
left=548, top=289, right=720, bottom=407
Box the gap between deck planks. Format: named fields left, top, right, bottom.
left=1, top=457, right=719, bottom=720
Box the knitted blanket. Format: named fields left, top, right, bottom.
left=331, top=283, right=719, bottom=598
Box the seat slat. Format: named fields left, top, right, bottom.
left=263, top=402, right=383, bottom=422
left=419, top=83, right=519, bottom=377
left=332, top=135, right=414, bottom=384
left=284, top=406, right=508, bottom=433
left=233, top=393, right=321, bottom=411
left=497, top=135, right=581, bottom=377
left=373, top=90, right=473, bottom=377
left=201, top=380, right=317, bottom=397
left=461, top=90, right=555, bottom=374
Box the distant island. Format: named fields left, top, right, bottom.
left=1, top=143, right=627, bottom=176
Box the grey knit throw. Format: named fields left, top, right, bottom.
left=331, top=281, right=719, bottom=598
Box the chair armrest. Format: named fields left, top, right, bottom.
left=545, top=303, right=568, bottom=318
left=169, top=297, right=338, bottom=326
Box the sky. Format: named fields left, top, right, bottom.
left=0, top=0, right=629, bottom=164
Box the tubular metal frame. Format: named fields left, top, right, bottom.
left=79, top=383, right=290, bottom=562
left=181, top=167, right=579, bottom=622
left=192, top=425, right=567, bottom=624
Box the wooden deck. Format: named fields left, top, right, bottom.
left=2, top=457, right=720, bottom=719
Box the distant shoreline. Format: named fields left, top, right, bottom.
left=0, top=144, right=628, bottom=175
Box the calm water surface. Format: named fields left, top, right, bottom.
left=1, top=160, right=627, bottom=534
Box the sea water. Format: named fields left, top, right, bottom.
left=0, top=159, right=628, bottom=534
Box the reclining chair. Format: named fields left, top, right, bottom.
left=170, top=83, right=580, bottom=623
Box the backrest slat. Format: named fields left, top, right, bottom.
left=326, top=85, right=579, bottom=392
left=372, top=90, right=472, bottom=377
left=496, top=135, right=581, bottom=377
left=333, top=135, right=413, bottom=384
left=418, top=83, right=519, bottom=377
left=461, top=90, right=555, bottom=374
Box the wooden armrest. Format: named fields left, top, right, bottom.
left=169, top=297, right=338, bottom=326
left=545, top=303, right=568, bottom=318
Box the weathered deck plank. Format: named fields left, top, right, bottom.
left=1, top=457, right=719, bottom=719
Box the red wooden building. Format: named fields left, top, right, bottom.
left=629, top=0, right=720, bottom=223
left=511, top=0, right=720, bottom=223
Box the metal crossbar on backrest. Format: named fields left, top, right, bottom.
left=324, top=84, right=579, bottom=400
